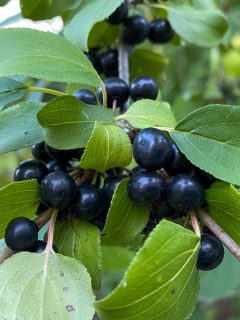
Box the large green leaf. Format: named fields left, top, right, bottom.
left=0, top=180, right=40, bottom=238
left=96, top=220, right=200, bottom=320
left=199, top=249, right=240, bottom=301
left=206, top=182, right=240, bottom=245
left=20, top=0, right=80, bottom=20
left=37, top=96, right=115, bottom=150
left=0, top=252, right=95, bottom=319
left=0, top=102, right=43, bottom=154
left=102, top=246, right=135, bottom=272
left=102, top=179, right=149, bottom=246
left=0, top=0, right=9, bottom=6
left=0, top=77, right=27, bottom=110
left=88, top=21, right=120, bottom=49
left=64, top=0, right=124, bottom=51
left=54, top=218, right=102, bottom=290
left=167, top=5, right=228, bottom=47
left=170, top=104, right=240, bottom=185
left=117, top=99, right=176, bottom=129
left=80, top=122, right=132, bottom=172
left=0, top=28, right=100, bottom=90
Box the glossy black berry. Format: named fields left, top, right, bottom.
left=133, top=128, right=172, bottom=171
left=165, top=143, right=193, bottom=175
left=107, top=0, right=128, bottom=24
left=45, top=144, right=82, bottom=161
left=197, top=235, right=224, bottom=271
left=167, top=174, right=205, bottom=211
left=86, top=52, right=102, bottom=74
left=46, top=160, right=70, bottom=173
left=99, top=49, right=118, bottom=77
left=14, top=160, right=49, bottom=184
left=31, top=142, right=51, bottom=163
left=194, top=167, right=217, bottom=189
left=32, top=240, right=58, bottom=253
left=130, top=77, right=158, bottom=101
left=151, top=200, right=179, bottom=220
left=73, top=89, right=97, bottom=105
left=127, top=171, right=166, bottom=205
left=97, top=77, right=129, bottom=108
left=123, top=15, right=150, bottom=45
left=70, top=185, right=103, bottom=221
left=149, top=19, right=174, bottom=43
left=40, top=172, right=76, bottom=210
left=102, top=174, right=127, bottom=204
left=5, top=217, right=38, bottom=252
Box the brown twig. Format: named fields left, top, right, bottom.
left=34, top=209, right=52, bottom=229
left=118, top=36, right=129, bottom=85
left=197, top=208, right=240, bottom=261
left=190, top=211, right=201, bottom=237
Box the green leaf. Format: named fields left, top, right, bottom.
left=129, top=49, right=168, bottom=85
left=88, top=21, right=120, bottom=49
left=167, top=5, right=228, bottom=47
left=37, top=96, right=115, bottom=150
left=206, top=182, right=240, bottom=244
left=54, top=218, right=102, bottom=290
left=0, top=77, right=27, bottom=109
left=170, top=104, right=240, bottom=185
left=0, top=251, right=95, bottom=319
left=199, top=249, right=240, bottom=301
left=64, top=0, right=124, bottom=51
left=117, top=99, right=176, bottom=129
left=96, top=220, right=200, bottom=320
left=102, top=179, right=149, bottom=246
left=102, top=246, right=135, bottom=272
left=0, top=0, right=9, bottom=6
left=20, top=0, right=80, bottom=20
left=80, top=122, right=132, bottom=173
left=0, top=28, right=100, bottom=90
left=0, top=180, right=40, bottom=238
left=0, top=101, right=43, bottom=154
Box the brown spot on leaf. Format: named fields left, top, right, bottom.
left=63, top=287, right=69, bottom=292
left=66, top=305, right=75, bottom=312
left=60, top=271, right=64, bottom=277
left=24, top=131, right=28, bottom=135
left=171, top=288, right=176, bottom=295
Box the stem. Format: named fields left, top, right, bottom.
left=0, top=247, right=14, bottom=265
left=34, top=209, right=52, bottom=230
left=26, top=87, right=65, bottom=97
left=190, top=211, right=201, bottom=237
left=112, top=99, right=118, bottom=114
left=100, top=81, right=108, bottom=108
left=118, top=36, right=130, bottom=85
left=197, top=208, right=240, bottom=261
left=45, top=209, right=58, bottom=254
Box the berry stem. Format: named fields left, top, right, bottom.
left=197, top=208, right=240, bottom=261
left=190, top=211, right=201, bottom=237
left=100, top=81, right=108, bottom=108
left=112, top=99, right=118, bottom=114
left=45, top=209, right=58, bottom=254
left=118, top=35, right=129, bottom=85
left=34, top=209, right=52, bottom=230
left=26, top=87, right=66, bottom=97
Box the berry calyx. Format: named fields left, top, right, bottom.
left=40, top=171, right=76, bottom=210
left=73, top=89, right=97, bottom=105
left=130, top=77, right=158, bottom=101
left=31, top=142, right=51, bottom=163
left=107, top=1, right=128, bottom=24
left=133, top=128, right=172, bottom=171
left=123, top=15, right=150, bottom=45
left=149, top=19, right=174, bottom=44
left=127, top=171, right=166, bottom=205
left=167, top=174, right=205, bottom=211
left=70, top=185, right=103, bottom=221
left=5, top=217, right=38, bottom=252
left=197, top=234, right=224, bottom=271
left=97, top=77, right=129, bottom=108
left=14, top=160, right=49, bottom=183
left=99, top=49, right=118, bottom=77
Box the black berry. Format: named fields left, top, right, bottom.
left=40, top=172, right=76, bottom=210
left=45, top=144, right=82, bottom=161
left=167, top=174, right=205, bottom=211
left=130, top=77, right=158, bottom=101
left=46, top=160, right=70, bottom=173
left=97, top=77, right=129, bottom=108
left=133, top=128, right=172, bottom=171
left=151, top=200, right=179, bottom=220
left=165, top=143, right=193, bottom=175
left=197, top=234, right=224, bottom=271
left=86, top=51, right=102, bottom=74
left=70, top=185, right=103, bottom=221
left=127, top=171, right=166, bottom=205
left=107, top=1, right=128, bottom=24
left=99, top=49, right=118, bottom=77
left=194, top=167, right=217, bottom=188
left=73, top=89, right=97, bottom=105
left=14, top=160, right=49, bottom=183
left=149, top=19, right=174, bottom=43
left=5, top=217, right=38, bottom=252
left=123, top=15, right=150, bottom=45
left=102, top=174, right=127, bottom=204
left=31, top=142, right=51, bottom=163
